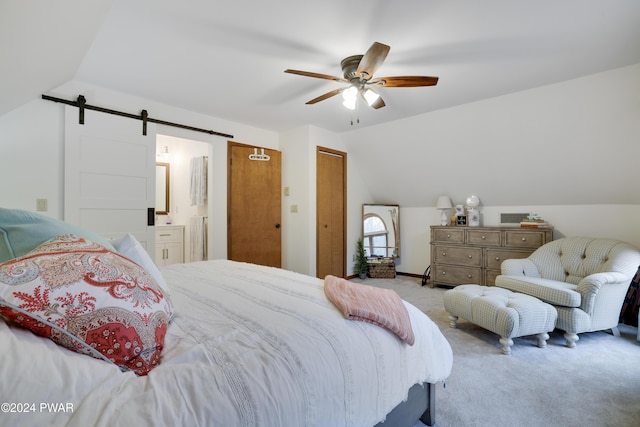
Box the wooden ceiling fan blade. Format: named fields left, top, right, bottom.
left=284, top=69, right=346, bottom=82
left=306, top=87, right=346, bottom=104
left=370, top=76, right=439, bottom=87
left=356, top=42, right=390, bottom=80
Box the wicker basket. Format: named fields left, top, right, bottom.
left=368, top=261, right=396, bottom=278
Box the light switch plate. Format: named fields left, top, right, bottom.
left=36, top=198, right=48, bottom=211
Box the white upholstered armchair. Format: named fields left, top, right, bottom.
left=495, top=237, right=640, bottom=348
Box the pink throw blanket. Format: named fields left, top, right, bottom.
left=324, top=275, right=415, bottom=345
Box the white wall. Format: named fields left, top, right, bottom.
left=346, top=63, right=640, bottom=208
left=279, top=125, right=372, bottom=277
left=344, top=64, right=640, bottom=275
left=2, top=69, right=639, bottom=279
left=280, top=126, right=313, bottom=274
left=0, top=81, right=280, bottom=265
left=0, top=99, right=63, bottom=216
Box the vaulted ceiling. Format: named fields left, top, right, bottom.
left=3, top=0, right=640, bottom=134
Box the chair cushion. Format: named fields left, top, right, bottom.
left=495, top=275, right=581, bottom=308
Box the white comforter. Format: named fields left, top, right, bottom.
left=0, top=260, right=452, bottom=427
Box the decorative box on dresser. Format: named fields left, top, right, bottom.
left=429, top=226, right=553, bottom=288
left=155, top=225, right=184, bottom=266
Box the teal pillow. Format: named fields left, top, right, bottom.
left=0, top=208, right=116, bottom=262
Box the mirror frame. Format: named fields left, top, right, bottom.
left=156, top=162, right=170, bottom=215
left=362, top=204, right=400, bottom=258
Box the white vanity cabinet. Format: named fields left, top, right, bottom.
left=155, top=225, right=184, bottom=266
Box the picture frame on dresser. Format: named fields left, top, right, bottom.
left=455, top=215, right=467, bottom=226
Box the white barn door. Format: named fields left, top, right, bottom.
left=64, top=106, right=157, bottom=257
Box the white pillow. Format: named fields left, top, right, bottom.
left=113, top=234, right=172, bottom=298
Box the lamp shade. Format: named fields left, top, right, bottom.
left=436, top=196, right=452, bottom=209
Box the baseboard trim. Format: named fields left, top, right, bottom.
left=346, top=271, right=423, bottom=280
left=397, top=272, right=422, bottom=278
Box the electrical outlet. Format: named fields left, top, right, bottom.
left=36, top=199, right=48, bottom=212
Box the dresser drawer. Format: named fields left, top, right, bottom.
left=433, top=264, right=482, bottom=286
left=504, top=230, right=546, bottom=249
left=156, top=227, right=183, bottom=243
left=485, top=249, right=533, bottom=270
left=466, top=229, right=501, bottom=247
left=433, top=245, right=482, bottom=267
left=432, top=228, right=465, bottom=244
left=484, top=269, right=500, bottom=287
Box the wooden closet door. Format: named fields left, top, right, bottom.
left=316, top=147, right=346, bottom=279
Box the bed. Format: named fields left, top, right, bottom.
left=0, top=209, right=452, bottom=427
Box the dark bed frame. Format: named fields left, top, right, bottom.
left=375, top=382, right=435, bottom=427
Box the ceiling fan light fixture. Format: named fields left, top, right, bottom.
left=342, top=86, right=357, bottom=101
left=285, top=42, right=438, bottom=111
left=342, top=98, right=357, bottom=110
left=342, top=86, right=358, bottom=110
left=363, top=88, right=380, bottom=106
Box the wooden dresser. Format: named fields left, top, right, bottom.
left=429, top=226, right=553, bottom=288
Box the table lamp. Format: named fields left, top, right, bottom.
left=436, top=196, right=453, bottom=226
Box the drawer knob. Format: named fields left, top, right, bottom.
left=468, top=255, right=472, bottom=258
left=521, top=237, right=527, bottom=241
left=481, top=235, right=486, bottom=239
left=442, top=271, right=446, bottom=275
left=442, top=252, right=447, bottom=256
left=495, top=257, right=501, bottom=261
left=447, top=234, right=451, bottom=238
left=467, top=274, right=472, bottom=278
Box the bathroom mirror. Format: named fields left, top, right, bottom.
left=362, top=204, right=400, bottom=258
left=155, top=162, right=170, bottom=215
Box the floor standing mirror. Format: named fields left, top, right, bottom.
left=362, top=204, right=400, bottom=258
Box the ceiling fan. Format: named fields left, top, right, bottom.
left=284, top=42, right=439, bottom=110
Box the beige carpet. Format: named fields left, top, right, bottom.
left=353, top=276, right=640, bottom=427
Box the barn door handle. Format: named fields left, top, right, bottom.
left=275, top=223, right=281, bottom=228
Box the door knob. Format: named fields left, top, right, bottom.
left=275, top=223, right=281, bottom=228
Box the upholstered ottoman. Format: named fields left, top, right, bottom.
left=443, top=285, right=557, bottom=355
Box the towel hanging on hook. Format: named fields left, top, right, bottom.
left=248, top=148, right=270, bottom=161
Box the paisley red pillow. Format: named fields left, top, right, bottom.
left=0, top=234, right=173, bottom=376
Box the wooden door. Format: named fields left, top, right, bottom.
left=64, top=106, right=156, bottom=256
left=316, top=147, right=346, bottom=279
left=228, top=142, right=282, bottom=267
